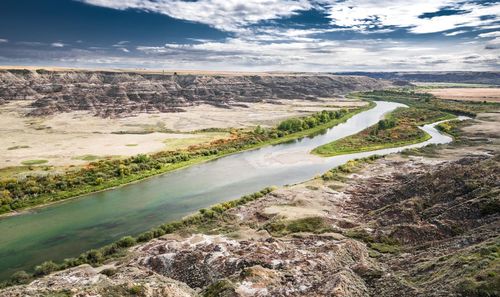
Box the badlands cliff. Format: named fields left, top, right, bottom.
left=0, top=69, right=390, bottom=117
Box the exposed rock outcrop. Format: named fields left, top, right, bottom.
left=1, top=264, right=196, bottom=297
left=0, top=69, right=390, bottom=117
left=137, top=234, right=373, bottom=296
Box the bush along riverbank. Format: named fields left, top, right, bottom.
left=0, top=154, right=384, bottom=288
left=0, top=187, right=276, bottom=288
left=313, top=89, right=500, bottom=157
left=0, top=102, right=374, bottom=215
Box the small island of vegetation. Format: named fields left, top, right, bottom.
left=313, top=89, right=499, bottom=157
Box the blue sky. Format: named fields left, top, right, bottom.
left=0, top=0, right=499, bottom=71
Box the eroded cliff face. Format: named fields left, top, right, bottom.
left=0, top=69, right=390, bottom=117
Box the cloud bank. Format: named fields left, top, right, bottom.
left=1, top=0, right=498, bottom=70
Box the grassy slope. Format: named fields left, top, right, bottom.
left=1, top=102, right=375, bottom=215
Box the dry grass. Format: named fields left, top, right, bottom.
left=428, top=88, right=500, bottom=102
left=0, top=98, right=363, bottom=169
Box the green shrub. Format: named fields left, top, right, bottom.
left=457, top=276, right=500, bottom=297
left=287, top=217, right=330, bottom=233
left=100, top=268, right=117, bottom=277
left=129, top=284, right=144, bottom=295
left=369, top=242, right=401, bottom=254
left=137, top=231, right=154, bottom=242
left=34, top=261, right=59, bottom=276
left=81, top=249, right=103, bottom=264
left=10, top=270, right=31, bottom=284
left=480, top=197, right=500, bottom=216
left=278, top=118, right=303, bottom=132
left=264, top=217, right=331, bottom=236
left=377, top=118, right=397, bottom=130
left=116, top=236, right=136, bottom=248
left=344, top=228, right=374, bottom=242
left=203, top=280, right=235, bottom=297
left=21, top=159, right=48, bottom=166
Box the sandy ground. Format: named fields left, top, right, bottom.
left=427, top=88, right=500, bottom=102
left=0, top=98, right=363, bottom=169
left=461, top=112, right=500, bottom=140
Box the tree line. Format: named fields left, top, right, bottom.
left=0, top=108, right=350, bottom=213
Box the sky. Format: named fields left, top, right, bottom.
left=0, top=0, right=499, bottom=71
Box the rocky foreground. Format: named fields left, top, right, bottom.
left=2, top=138, right=498, bottom=297
left=0, top=69, right=389, bottom=117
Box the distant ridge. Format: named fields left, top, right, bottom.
left=334, top=71, right=500, bottom=85
left=0, top=69, right=391, bottom=118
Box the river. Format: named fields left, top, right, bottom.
left=0, top=101, right=456, bottom=279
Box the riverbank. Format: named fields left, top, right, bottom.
left=0, top=102, right=375, bottom=217
left=0, top=101, right=455, bottom=284
left=0, top=97, right=367, bottom=169
left=3, top=109, right=498, bottom=296
left=3, top=101, right=411, bottom=283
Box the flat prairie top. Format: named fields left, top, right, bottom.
left=428, top=88, right=500, bottom=102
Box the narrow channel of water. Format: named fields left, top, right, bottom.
left=0, top=101, right=456, bottom=278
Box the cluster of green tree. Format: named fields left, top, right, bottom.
left=0, top=153, right=167, bottom=213
left=357, top=89, right=434, bottom=101
left=389, top=106, right=453, bottom=125
left=0, top=109, right=356, bottom=214
left=353, top=89, right=499, bottom=117
left=367, top=107, right=450, bottom=143
left=377, top=118, right=397, bottom=130
left=312, top=106, right=454, bottom=157
left=2, top=187, right=275, bottom=288
left=277, top=109, right=348, bottom=133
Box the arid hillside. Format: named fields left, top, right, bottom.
left=0, top=69, right=390, bottom=118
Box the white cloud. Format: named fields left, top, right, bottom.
left=81, top=0, right=500, bottom=35
left=8, top=1, right=498, bottom=71
left=51, top=42, right=65, bottom=47
left=323, top=0, right=500, bottom=34
left=0, top=39, right=8, bottom=43
left=443, top=30, right=468, bottom=36
left=478, top=31, right=500, bottom=49
left=485, top=37, right=500, bottom=50
left=81, top=0, right=313, bottom=32
left=134, top=34, right=498, bottom=71
left=5, top=35, right=498, bottom=71
left=478, top=31, right=500, bottom=38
